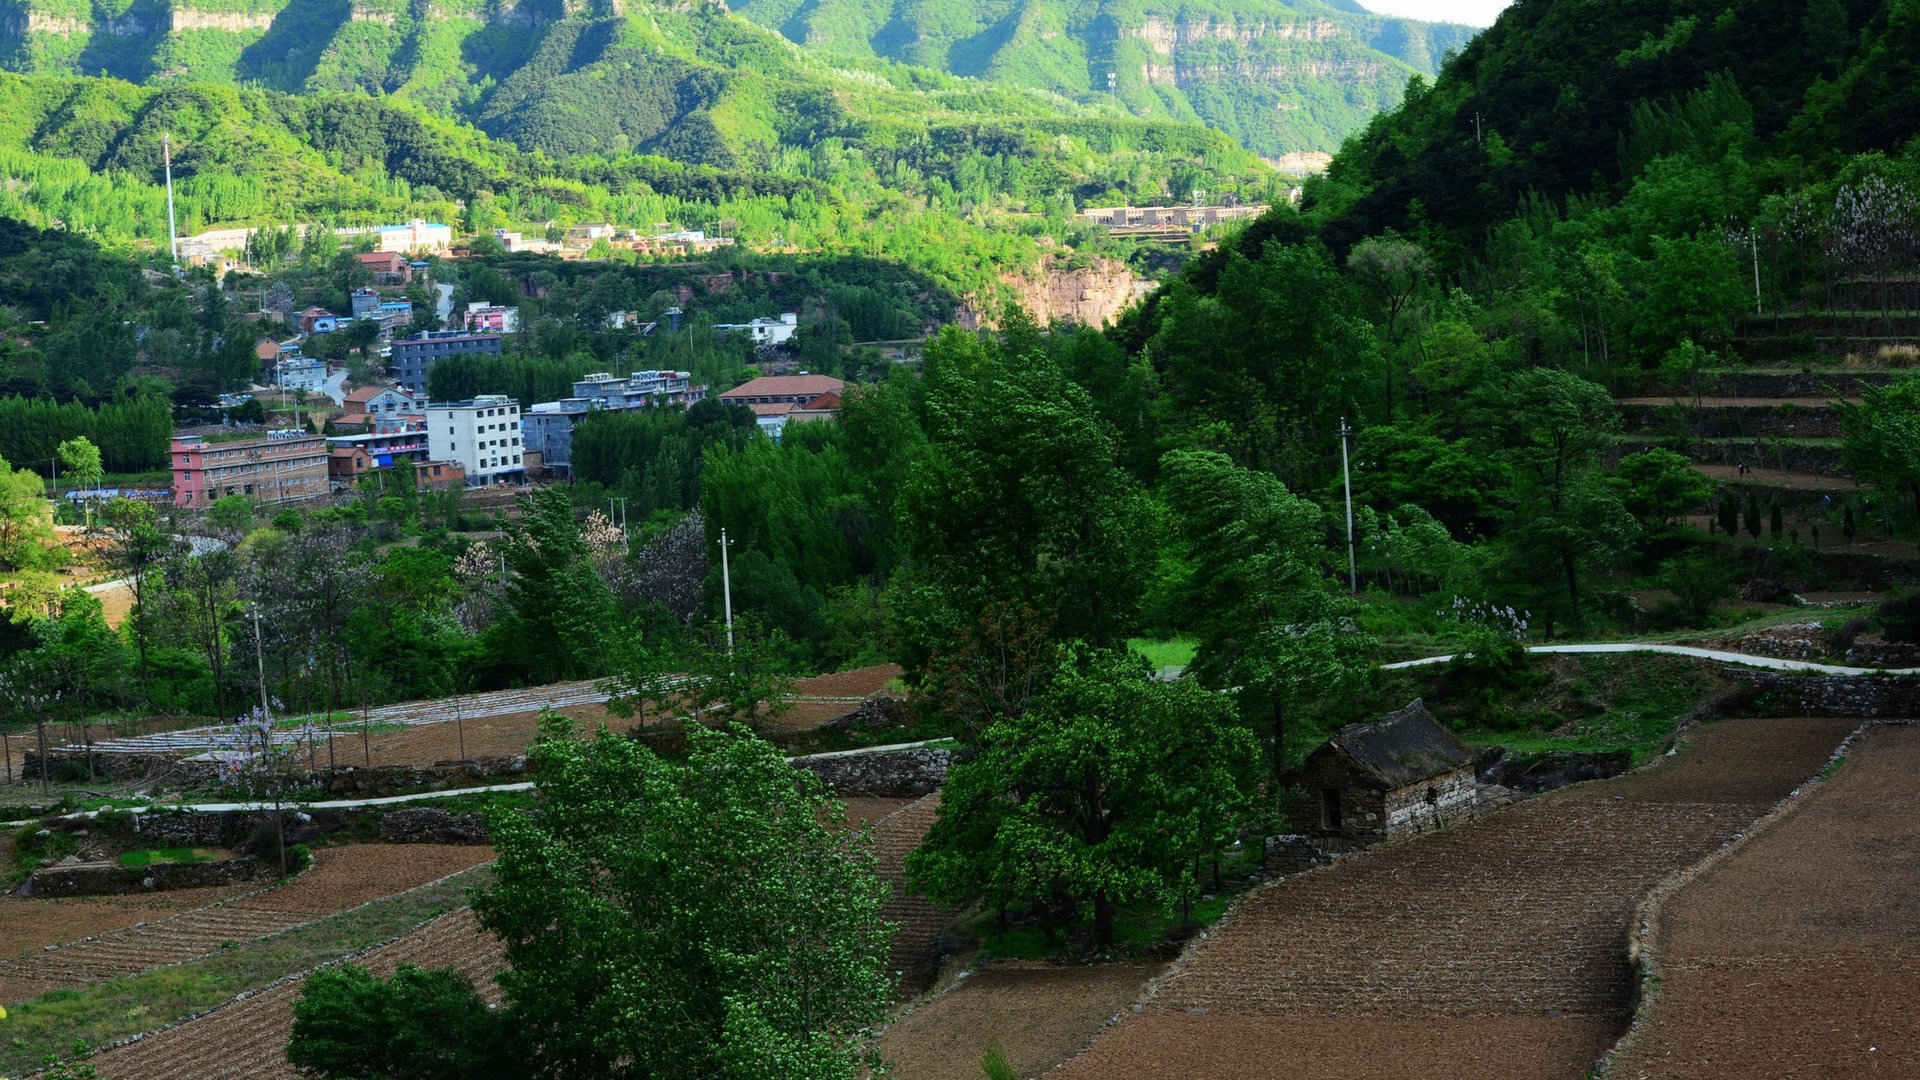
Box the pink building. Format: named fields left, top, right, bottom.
left=171, top=432, right=331, bottom=509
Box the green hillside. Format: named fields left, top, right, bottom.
left=0, top=0, right=1474, bottom=162
left=726, top=0, right=1479, bottom=159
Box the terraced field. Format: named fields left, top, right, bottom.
left=1611, top=722, right=1920, bottom=1078
left=0, top=845, right=493, bottom=1007
left=74, top=774, right=938, bottom=1080
left=1048, top=716, right=1856, bottom=1080
left=89, top=907, right=505, bottom=1080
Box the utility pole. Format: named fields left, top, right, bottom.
left=1750, top=230, right=1762, bottom=314
left=164, top=133, right=180, bottom=272
left=1473, top=111, right=1483, bottom=147
left=251, top=604, right=271, bottom=719
left=720, top=526, right=734, bottom=656
left=1339, top=417, right=1357, bottom=595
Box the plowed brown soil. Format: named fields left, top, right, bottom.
left=1049, top=716, right=1855, bottom=1080
left=880, top=961, right=1163, bottom=1080
left=1611, top=723, right=1920, bottom=1079
left=84, top=786, right=927, bottom=1079
left=90, top=907, right=506, bottom=1080
left=0, top=844, right=492, bottom=1006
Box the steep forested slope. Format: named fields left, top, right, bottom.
left=1304, top=0, right=1901, bottom=255
left=0, top=0, right=1475, bottom=161
left=727, top=0, right=1478, bottom=158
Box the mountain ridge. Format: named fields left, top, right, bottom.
left=0, top=0, right=1476, bottom=159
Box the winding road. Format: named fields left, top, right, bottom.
left=1382, top=641, right=1920, bottom=676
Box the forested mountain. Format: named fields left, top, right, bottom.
left=0, top=0, right=1467, bottom=162
left=726, top=0, right=1477, bottom=159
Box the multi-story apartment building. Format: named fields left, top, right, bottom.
left=522, top=371, right=708, bottom=475
left=171, top=431, right=330, bottom=509
left=426, top=395, right=524, bottom=484
left=390, top=331, right=503, bottom=394
left=571, top=370, right=706, bottom=408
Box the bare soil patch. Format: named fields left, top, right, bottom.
left=91, top=907, right=506, bottom=1080
left=1051, top=716, right=1852, bottom=1080
left=325, top=701, right=620, bottom=767
left=880, top=961, right=1163, bottom=1080
left=1611, top=723, right=1920, bottom=1078
left=795, top=664, right=903, bottom=699
left=0, top=844, right=492, bottom=1006
left=1690, top=463, right=1857, bottom=490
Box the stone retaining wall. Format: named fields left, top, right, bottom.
left=1728, top=671, right=1920, bottom=717
left=1618, top=402, right=1843, bottom=439
left=790, top=746, right=953, bottom=797
left=23, top=856, right=267, bottom=898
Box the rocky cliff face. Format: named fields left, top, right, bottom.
left=959, top=254, right=1149, bottom=330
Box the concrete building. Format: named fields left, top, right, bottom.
left=1301, top=700, right=1478, bottom=843
left=170, top=431, right=330, bottom=509
left=718, top=374, right=844, bottom=408
left=523, top=370, right=707, bottom=474
left=354, top=251, right=412, bottom=284
left=523, top=399, right=594, bottom=474
left=326, top=426, right=430, bottom=469
left=390, top=331, right=503, bottom=394
left=465, top=302, right=521, bottom=334
left=427, top=395, right=524, bottom=484
left=273, top=355, right=328, bottom=393
left=714, top=313, right=799, bottom=346
left=572, top=370, right=706, bottom=408
left=375, top=220, right=453, bottom=254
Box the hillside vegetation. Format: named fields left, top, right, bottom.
left=0, top=0, right=1474, bottom=160
left=727, top=0, right=1478, bottom=159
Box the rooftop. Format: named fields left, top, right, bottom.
left=719, top=374, right=846, bottom=400
left=1311, top=699, right=1473, bottom=789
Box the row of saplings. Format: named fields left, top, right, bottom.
left=285, top=647, right=1284, bottom=1080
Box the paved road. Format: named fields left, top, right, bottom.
left=2, top=740, right=948, bottom=826
left=1382, top=641, right=1920, bottom=676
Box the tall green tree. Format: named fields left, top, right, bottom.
left=472, top=716, right=894, bottom=1080
left=1837, top=375, right=1920, bottom=535
left=892, top=328, right=1152, bottom=684
left=1474, top=369, right=1635, bottom=636
left=1160, top=449, right=1372, bottom=769
left=489, top=486, right=619, bottom=683
left=907, top=648, right=1261, bottom=947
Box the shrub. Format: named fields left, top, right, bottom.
left=1877, top=594, right=1920, bottom=643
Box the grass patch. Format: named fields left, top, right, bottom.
left=0, top=862, right=494, bottom=1076
left=1127, top=636, right=1198, bottom=670
left=1820, top=754, right=1845, bottom=780
left=117, top=847, right=221, bottom=869
left=1364, top=653, right=1730, bottom=765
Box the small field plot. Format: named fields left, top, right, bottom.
left=0, top=844, right=492, bottom=1006
left=879, top=961, right=1165, bottom=1080
left=1050, top=716, right=1856, bottom=1080
left=89, top=906, right=505, bottom=1080
left=1612, top=723, right=1920, bottom=1078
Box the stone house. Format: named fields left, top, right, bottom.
left=1300, top=699, right=1477, bottom=842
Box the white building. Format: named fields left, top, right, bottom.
left=426, top=395, right=524, bottom=484
left=375, top=220, right=453, bottom=254
left=273, top=356, right=328, bottom=392
left=714, top=313, right=799, bottom=346
left=465, top=302, right=521, bottom=333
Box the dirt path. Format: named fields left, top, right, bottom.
left=0, top=845, right=492, bottom=1006
left=1615, top=396, right=1855, bottom=407
left=1610, top=723, right=1920, bottom=1079
left=1048, top=716, right=1856, bottom=1080
left=1690, top=463, right=1857, bottom=490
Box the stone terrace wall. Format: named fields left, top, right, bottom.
left=790, top=746, right=953, bottom=797
left=1729, top=671, right=1920, bottom=718
left=23, top=857, right=266, bottom=898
